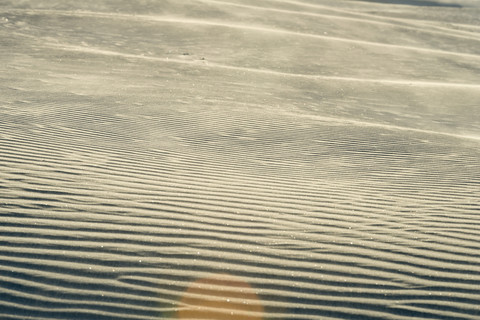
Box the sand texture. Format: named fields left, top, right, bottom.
left=1, top=0, right=480, bottom=319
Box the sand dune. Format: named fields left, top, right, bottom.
left=1, top=0, right=480, bottom=319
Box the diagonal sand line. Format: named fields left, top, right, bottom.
left=260, top=0, right=480, bottom=40
left=7, top=8, right=480, bottom=60
left=282, top=112, right=480, bottom=142
left=39, top=42, right=480, bottom=142
left=50, top=42, right=480, bottom=90
left=200, top=0, right=480, bottom=41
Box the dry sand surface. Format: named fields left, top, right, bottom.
left=1, top=0, right=480, bottom=319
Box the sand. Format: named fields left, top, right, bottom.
left=1, top=0, right=480, bottom=319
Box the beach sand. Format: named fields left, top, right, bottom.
left=1, top=0, right=480, bottom=319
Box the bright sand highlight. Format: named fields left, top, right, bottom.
left=177, top=273, right=263, bottom=320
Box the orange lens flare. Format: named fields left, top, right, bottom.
left=177, top=273, right=263, bottom=320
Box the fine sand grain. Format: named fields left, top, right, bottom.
left=1, top=0, right=480, bottom=319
